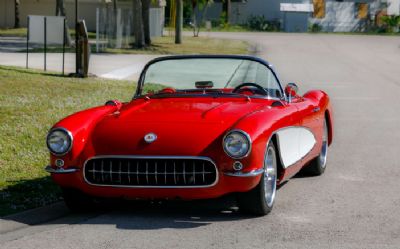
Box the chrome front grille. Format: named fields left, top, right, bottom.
left=84, top=156, right=218, bottom=188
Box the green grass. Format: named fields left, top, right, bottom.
left=0, top=66, right=163, bottom=216
left=102, top=36, right=248, bottom=55
left=20, top=35, right=248, bottom=55
left=181, top=25, right=251, bottom=33
left=0, top=28, right=97, bottom=39
left=0, top=28, right=28, bottom=37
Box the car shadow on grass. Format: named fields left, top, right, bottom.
left=0, top=176, right=62, bottom=217
left=0, top=65, right=71, bottom=78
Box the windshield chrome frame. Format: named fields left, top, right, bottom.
left=133, top=55, right=287, bottom=102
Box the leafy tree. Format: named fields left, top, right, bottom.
left=14, top=0, right=20, bottom=28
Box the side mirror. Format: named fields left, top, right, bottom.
left=285, top=83, right=299, bottom=103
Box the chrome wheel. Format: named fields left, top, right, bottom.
left=264, top=144, right=277, bottom=208
left=319, top=121, right=328, bottom=168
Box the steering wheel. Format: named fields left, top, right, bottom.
left=232, top=83, right=269, bottom=96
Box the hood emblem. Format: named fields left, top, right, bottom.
left=144, top=133, right=157, bottom=143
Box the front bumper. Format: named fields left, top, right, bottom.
left=46, top=165, right=263, bottom=200
left=45, top=166, right=79, bottom=174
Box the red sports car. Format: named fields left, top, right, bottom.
left=45, top=55, right=333, bottom=215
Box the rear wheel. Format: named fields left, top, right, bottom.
left=303, top=119, right=329, bottom=176
left=237, top=141, right=277, bottom=216
left=62, top=188, right=96, bottom=213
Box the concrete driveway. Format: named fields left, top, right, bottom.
left=1, top=32, right=400, bottom=249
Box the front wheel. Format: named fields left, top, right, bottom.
left=237, top=141, right=278, bottom=216
left=303, top=119, right=329, bottom=176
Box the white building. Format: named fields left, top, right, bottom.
left=0, top=0, right=166, bottom=32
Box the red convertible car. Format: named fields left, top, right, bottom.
left=45, top=55, right=333, bottom=215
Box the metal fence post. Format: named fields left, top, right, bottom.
left=44, top=16, right=47, bottom=71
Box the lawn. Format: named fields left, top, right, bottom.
left=0, top=28, right=97, bottom=39
left=102, top=36, right=248, bottom=55
left=1, top=28, right=249, bottom=55
left=0, top=66, right=154, bottom=216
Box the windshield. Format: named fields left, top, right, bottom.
left=140, top=57, right=283, bottom=98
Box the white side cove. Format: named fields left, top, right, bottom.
left=276, top=127, right=316, bottom=168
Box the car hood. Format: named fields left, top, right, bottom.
left=89, top=97, right=268, bottom=156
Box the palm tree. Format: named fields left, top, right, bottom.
left=14, top=0, right=20, bottom=28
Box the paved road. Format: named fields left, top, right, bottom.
left=1, top=33, right=400, bottom=248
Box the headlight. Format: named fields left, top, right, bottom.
left=46, top=128, right=73, bottom=156
left=223, top=130, right=251, bottom=159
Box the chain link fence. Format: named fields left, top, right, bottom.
left=95, top=7, right=164, bottom=52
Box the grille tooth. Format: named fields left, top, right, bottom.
left=84, top=157, right=217, bottom=187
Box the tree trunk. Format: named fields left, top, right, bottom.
left=195, top=1, right=210, bottom=37
left=132, top=0, right=145, bottom=48
left=191, top=1, right=198, bottom=37
left=223, top=0, right=231, bottom=24
left=175, top=0, right=183, bottom=44
left=141, top=0, right=151, bottom=46
left=56, top=0, right=67, bottom=16
left=14, top=0, right=20, bottom=28
left=55, top=0, right=71, bottom=46
left=112, top=0, right=118, bottom=48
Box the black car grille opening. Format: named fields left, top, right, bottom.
left=84, top=157, right=218, bottom=187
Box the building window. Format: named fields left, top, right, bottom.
left=356, top=3, right=369, bottom=19
left=313, top=0, right=326, bottom=19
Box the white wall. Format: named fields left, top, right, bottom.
left=310, top=0, right=381, bottom=32
left=388, top=0, right=400, bottom=15
left=0, top=0, right=133, bottom=31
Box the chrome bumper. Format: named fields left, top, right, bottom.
left=224, top=168, right=264, bottom=177
left=45, top=166, right=79, bottom=174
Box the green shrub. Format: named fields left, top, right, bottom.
left=246, top=15, right=280, bottom=31
left=309, top=23, right=322, bottom=33
left=380, top=15, right=400, bottom=33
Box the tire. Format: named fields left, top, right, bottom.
left=237, top=141, right=278, bottom=216
left=62, top=188, right=96, bottom=213
left=303, top=119, right=329, bottom=176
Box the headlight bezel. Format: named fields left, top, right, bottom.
left=223, top=129, right=252, bottom=159
left=46, top=127, right=73, bottom=156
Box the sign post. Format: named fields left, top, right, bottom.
left=26, top=15, right=66, bottom=74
